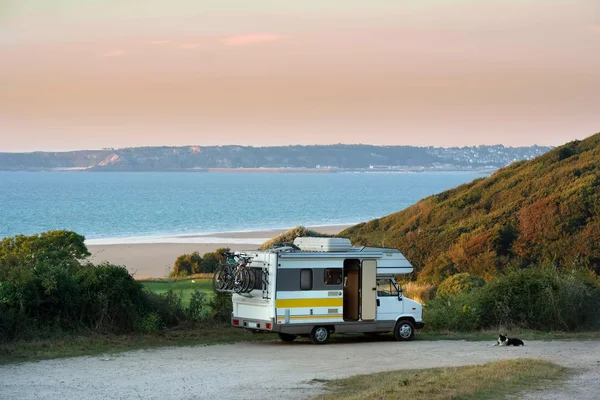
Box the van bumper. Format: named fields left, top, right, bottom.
left=231, top=316, right=274, bottom=332
left=415, top=321, right=425, bottom=329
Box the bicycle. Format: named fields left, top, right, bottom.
left=212, top=252, right=255, bottom=294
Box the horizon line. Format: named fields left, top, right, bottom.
left=0, top=142, right=556, bottom=154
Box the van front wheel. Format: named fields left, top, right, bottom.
left=310, top=326, right=330, bottom=344
left=394, top=320, right=415, bottom=341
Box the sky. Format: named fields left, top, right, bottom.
left=1, top=0, right=599, bottom=151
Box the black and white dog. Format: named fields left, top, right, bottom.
left=495, top=334, right=524, bottom=346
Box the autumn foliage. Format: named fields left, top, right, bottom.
left=341, top=132, right=600, bottom=282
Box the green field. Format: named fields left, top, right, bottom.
left=142, top=278, right=214, bottom=304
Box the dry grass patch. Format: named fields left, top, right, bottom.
left=402, top=281, right=437, bottom=303
left=259, top=226, right=333, bottom=250
left=0, top=326, right=276, bottom=365
left=316, top=359, right=564, bottom=400
left=137, top=273, right=214, bottom=281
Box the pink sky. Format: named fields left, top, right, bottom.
left=1, top=0, right=599, bottom=151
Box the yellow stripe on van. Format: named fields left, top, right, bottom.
left=275, top=298, right=343, bottom=308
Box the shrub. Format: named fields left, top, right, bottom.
left=436, top=273, right=486, bottom=298
left=186, top=289, right=211, bottom=323
left=424, top=267, right=600, bottom=332
left=137, top=312, right=164, bottom=334
left=209, top=292, right=232, bottom=322
left=478, top=267, right=600, bottom=330
left=424, top=291, right=482, bottom=332
left=76, top=263, right=148, bottom=333
left=141, top=289, right=186, bottom=328
left=0, top=231, right=191, bottom=341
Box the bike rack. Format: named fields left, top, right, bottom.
left=261, top=267, right=270, bottom=300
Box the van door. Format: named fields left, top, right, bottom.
left=360, top=260, right=377, bottom=321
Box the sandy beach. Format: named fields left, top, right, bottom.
left=87, top=225, right=350, bottom=279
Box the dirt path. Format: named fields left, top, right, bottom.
left=1, top=338, right=599, bottom=400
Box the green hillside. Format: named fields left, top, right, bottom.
left=341, top=133, right=600, bottom=282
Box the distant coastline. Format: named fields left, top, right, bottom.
left=4, top=167, right=498, bottom=174
left=0, top=144, right=552, bottom=172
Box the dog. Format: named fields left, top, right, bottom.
left=495, top=334, right=524, bottom=346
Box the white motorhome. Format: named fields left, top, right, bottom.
left=226, top=237, right=424, bottom=344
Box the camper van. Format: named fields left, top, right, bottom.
left=222, top=237, right=424, bottom=344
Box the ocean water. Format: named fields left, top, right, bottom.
left=0, top=171, right=484, bottom=243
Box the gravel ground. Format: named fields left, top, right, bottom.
left=1, top=338, right=599, bottom=400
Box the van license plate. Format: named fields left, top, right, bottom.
left=247, top=322, right=257, bottom=328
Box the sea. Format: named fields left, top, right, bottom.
left=0, top=171, right=485, bottom=244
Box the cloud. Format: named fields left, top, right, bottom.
left=151, top=40, right=172, bottom=45
left=178, top=43, right=202, bottom=49
left=103, top=49, right=125, bottom=57
left=223, top=34, right=282, bottom=46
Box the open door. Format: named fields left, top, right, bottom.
left=343, top=259, right=360, bottom=321
left=361, top=259, right=377, bottom=321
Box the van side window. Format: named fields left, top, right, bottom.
left=300, top=269, right=313, bottom=290
left=324, top=268, right=342, bottom=285
left=376, top=279, right=399, bottom=296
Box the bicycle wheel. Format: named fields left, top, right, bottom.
left=212, top=266, right=226, bottom=291
left=224, top=265, right=236, bottom=290
left=243, top=268, right=255, bottom=293
left=234, top=268, right=250, bottom=293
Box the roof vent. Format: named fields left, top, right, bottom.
left=292, top=237, right=353, bottom=252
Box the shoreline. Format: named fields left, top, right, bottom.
left=87, top=224, right=351, bottom=279
left=84, top=223, right=355, bottom=245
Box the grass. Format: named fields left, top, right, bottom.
left=0, top=325, right=276, bottom=365
left=141, top=277, right=214, bottom=304
left=315, top=359, right=565, bottom=400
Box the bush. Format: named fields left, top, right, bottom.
left=424, top=291, right=481, bottom=332
left=186, top=289, right=211, bottom=323
left=141, top=289, right=186, bottom=328
left=209, top=292, right=232, bottom=322
left=138, top=312, right=164, bottom=334
left=436, top=273, right=485, bottom=298
left=478, top=267, right=600, bottom=331
left=0, top=231, right=193, bottom=341
left=424, top=267, right=600, bottom=332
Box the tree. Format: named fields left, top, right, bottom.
left=0, top=230, right=89, bottom=281
left=200, top=252, right=219, bottom=273
left=171, top=252, right=202, bottom=276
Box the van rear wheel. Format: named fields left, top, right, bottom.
left=310, top=326, right=330, bottom=345
left=394, top=320, right=415, bottom=341
left=278, top=332, right=296, bottom=342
